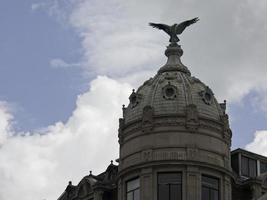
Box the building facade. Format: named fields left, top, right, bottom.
left=57, top=30, right=267, bottom=200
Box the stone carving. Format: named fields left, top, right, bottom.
left=162, top=82, right=177, bottom=100
left=220, top=100, right=227, bottom=114
left=122, top=148, right=226, bottom=169
left=142, top=150, right=153, bottom=162
left=185, top=104, right=199, bottom=131
left=118, top=118, right=125, bottom=144
left=187, top=146, right=198, bottom=160
left=164, top=72, right=177, bottom=80
left=142, top=105, right=154, bottom=132
left=221, top=114, right=232, bottom=142
left=149, top=18, right=199, bottom=44
left=224, top=156, right=231, bottom=169
left=199, top=86, right=214, bottom=105
left=153, top=151, right=186, bottom=161
left=129, top=89, right=142, bottom=108
left=122, top=104, right=126, bottom=118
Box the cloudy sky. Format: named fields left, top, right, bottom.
left=1, top=0, right=267, bottom=199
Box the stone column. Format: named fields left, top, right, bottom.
left=141, top=168, right=153, bottom=200
left=117, top=178, right=123, bottom=200
left=223, top=176, right=232, bottom=200
left=186, top=166, right=200, bottom=200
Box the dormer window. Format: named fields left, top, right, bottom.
left=260, top=162, right=267, bottom=174
left=241, top=156, right=257, bottom=177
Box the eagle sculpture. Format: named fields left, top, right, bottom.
left=149, top=17, right=199, bottom=43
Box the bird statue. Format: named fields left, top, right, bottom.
left=149, top=17, right=199, bottom=44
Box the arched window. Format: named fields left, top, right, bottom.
left=126, top=178, right=140, bottom=200
left=201, top=175, right=219, bottom=200
left=158, top=172, right=182, bottom=200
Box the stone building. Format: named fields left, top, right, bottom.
left=57, top=27, right=267, bottom=200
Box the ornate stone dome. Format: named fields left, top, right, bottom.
left=123, top=44, right=225, bottom=125
left=118, top=43, right=232, bottom=174
left=117, top=41, right=232, bottom=200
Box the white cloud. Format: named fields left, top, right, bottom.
left=67, top=0, right=267, bottom=105
left=50, top=58, right=82, bottom=69
left=0, top=101, right=13, bottom=145
left=0, top=76, right=132, bottom=200
left=31, top=3, right=47, bottom=11
left=246, top=130, right=267, bottom=157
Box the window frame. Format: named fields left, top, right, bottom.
left=126, top=177, right=140, bottom=200
left=201, top=175, right=220, bottom=200
left=260, top=161, right=267, bottom=174
left=157, top=172, right=182, bottom=200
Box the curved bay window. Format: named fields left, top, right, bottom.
left=126, top=178, right=140, bottom=200
left=201, top=175, right=219, bottom=200
left=158, top=173, right=182, bottom=200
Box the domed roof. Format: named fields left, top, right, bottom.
left=123, top=44, right=225, bottom=125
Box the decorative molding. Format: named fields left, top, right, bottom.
left=121, top=148, right=226, bottom=171
left=142, top=150, right=153, bottom=162
left=153, top=150, right=186, bottom=161
left=141, top=105, right=154, bottom=132
left=185, top=104, right=199, bottom=131
left=129, top=89, right=142, bottom=108
left=220, top=114, right=232, bottom=144
left=164, top=72, right=177, bottom=80
left=186, top=146, right=198, bottom=160
left=118, top=118, right=125, bottom=144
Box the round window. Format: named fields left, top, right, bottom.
left=163, top=85, right=177, bottom=100
left=165, top=87, right=175, bottom=97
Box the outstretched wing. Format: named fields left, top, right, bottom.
left=149, top=23, right=171, bottom=35
left=175, top=17, right=199, bottom=34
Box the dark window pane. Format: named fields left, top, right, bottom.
left=158, top=184, right=169, bottom=200
left=202, top=175, right=219, bottom=200
left=158, top=173, right=182, bottom=200
left=202, top=176, right=219, bottom=189
left=134, top=189, right=140, bottom=200
left=127, top=178, right=140, bottom=192
left=260, top=162, right=267, bottom=173
left=241, top=156, right=249, bottom=176
left=170, top=184, right=181, bottom=200
left=127, top=192, right=133, bottom=200
left=249, top=159, right=257, bottom=177
left=202, top=187, right=209, bottom=200
left=210, top=189, right=219, bottom=200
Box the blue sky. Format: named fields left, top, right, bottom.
left=0, top=1, right=86, bottom=131
left=0, top=0, right=267, bottom=199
